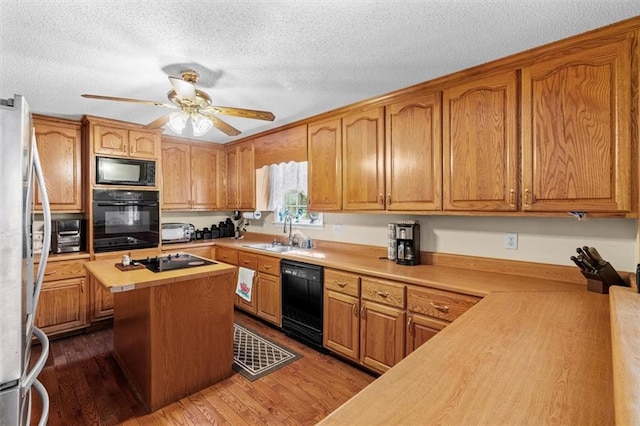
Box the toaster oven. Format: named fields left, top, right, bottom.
left=161, top=223, right=195, bottom=244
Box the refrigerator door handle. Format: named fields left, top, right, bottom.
left=31, top=379, right=49, bottom=426
left=31, top=131, right=51, bottom=313
left=23, top=327, right=48, bottom=391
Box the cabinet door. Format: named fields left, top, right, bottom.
left=238, top=141, right=255, bottom=210
left=224, top=146, right=239, bottom=209
left=257, top=273, right=281, bottom=326
left=342, top=107, right=385, bottom=210
left=521, top=38, right=631, bottom=212
left=237, top=252, right=257, bottom=314
left=323, top=290, right=360, bottom=362
left=406, top=314, right=447, bottom=355
left=360, top=301, right=405, bottom=374
left=443, top=71, right=518, bottom=211
left=308, top=118, right=342, bottom=210
left=191, top=144, right=222, bottom=209
left=129, top=130, right=159, bottom=159
left=161, top=141, right=192, bottom=209
left=93, top=125, right=129, bottom=157
left=33, top=118, right=83, bottom=212
left=36, top=277, right=88, bottom=335
left=90, top=275, right=113, bottom=321
left=385, top=92, right=442, bottom=211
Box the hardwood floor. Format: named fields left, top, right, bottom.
left=31, top=311, right=376, bottom=425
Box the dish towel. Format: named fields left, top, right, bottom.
left=236, top=267, right=255, bottom=302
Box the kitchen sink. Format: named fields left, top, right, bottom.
left=243, top=243, right=302, bottom=253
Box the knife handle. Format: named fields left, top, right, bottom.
left=587, top=247, right=606, bottom=265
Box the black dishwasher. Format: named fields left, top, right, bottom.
left=281, top=259, right=325, bottom=352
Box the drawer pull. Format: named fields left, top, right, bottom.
left=264, top=265, right=272, bottom=270
left=44, top=271, right=56, bottom=276
left=336, top=281, right=347, bottom=288
left=243, top=260, right=251, bottom=265
left=375, top=290, right=389, bottom=298
left=430, top=302, right=449, bottom=313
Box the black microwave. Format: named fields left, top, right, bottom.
left=96, top=156, right=156, bottom=186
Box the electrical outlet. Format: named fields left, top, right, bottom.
left=504, top=233, right=518, bottom=250
left=333, top=224, right=342, bottom=235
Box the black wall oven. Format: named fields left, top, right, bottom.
left=281, top=259, right=325, bottom=351
left=93, top=189, right=160, bottom=253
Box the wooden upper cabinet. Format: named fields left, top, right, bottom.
left=161, top=141, right=191, bottom=209
left=443, top=70, right=518, bottom=211
left=93, top=124, right=159, bottom=159
left=224, top=140, right=254, bottom=210
left=342, top=107, right=385, bottom=210
left=161, top=139, right=222, bottom=210
left=308, top=118, right=342, bottom=211
left=521, top=37, right=632, bottom=212
left=385, top=92, right=442, bottom=211
left=33, top=116, right=83, bottom=212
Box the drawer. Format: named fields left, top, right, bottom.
left=361, top=277, right=405, bottom=309
left=216, top=247, right=239, bottom=265
left=40, top=259, right=86, bottom=282
left=407, top=286, right=480, bottom=322
left=238, top=252, right=258, bottom=270
left=257, top=255, right=280, bottom=276
left=325, top=269, right=360, bottom=297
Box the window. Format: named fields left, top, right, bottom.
left=274, top=191, right=323, bottom=226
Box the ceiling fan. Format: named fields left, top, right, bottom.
left=81, top=70, right=275, bottom=137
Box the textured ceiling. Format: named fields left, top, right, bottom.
left=2, top=1, right=640, bottom=143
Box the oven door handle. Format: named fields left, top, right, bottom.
left=96, top=202, right=159, bottom=207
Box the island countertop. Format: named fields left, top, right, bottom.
left=84, top=255, right=236, bottom=292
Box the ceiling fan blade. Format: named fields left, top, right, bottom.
left=144, top=113, right=171, bottom=129
left=206, top=105, right=275, bottom=121
left=202, top=112, right=241, bottom=136
left=81, top=94, right=176, bottom=108
left=169, top=76, right=196, bottom=101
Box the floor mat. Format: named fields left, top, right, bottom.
left=233, top=323, right=302, bottom=381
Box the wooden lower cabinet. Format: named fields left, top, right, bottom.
left=406, top=313, right=447, bottom=355
left=35, top=257, right=89, bottom=336
left=324, top=290, right=360, bottom=361
left=256, top=273, right=281, bottom=325
left=360, top=301, right=405, bottom=374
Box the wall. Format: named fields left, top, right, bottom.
left=247, top=212, right=638, bottom=272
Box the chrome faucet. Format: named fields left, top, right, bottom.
left=283, top=215, right=293, bottom=246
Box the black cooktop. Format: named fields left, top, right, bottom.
left=136, top=253, right=216, bottom=273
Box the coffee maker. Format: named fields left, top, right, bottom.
left=396, top=221, right=420, bottom=266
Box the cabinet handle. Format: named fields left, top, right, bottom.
left=243, top=260, right=251, bottom=265
left=123, top=144, right=127, bottom=153
left=353, top=303, right=358, bottom=317
left=407, top=316, right=413, bottom=335
left=336, top=281, right=347, bottom=288
left=524, top=189, right=532, bottom=208
left=375, top=290, right=389, bottom=298
left=509, top=189, right=516, bottom=207
left=81, top=279, right=85, bottom=293
left=44, top=270, right=56, bottom=276
left=430, top=302, right=449, bottom=313
left=360, top=303, right=366, bottom=319
left=386, top=194, right=391, bottom=205
left=378, top=193, right=384, bottom=205
left=264, top=265, right=272, bottom=270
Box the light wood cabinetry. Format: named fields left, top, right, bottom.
left=385, top=92, right=442, bottom=211
left=35, top=256, right=89, bottom=336
left=308, top=118, right=342, bottom=211
left=92, top=124, right=160, bottom=159
left=342, top=107, right=385, bottom=210
left=161, top=139, right=222, bottom=210
left=324, top=269, right=405, bottom=373
left=443, top=71, right=518, bottom=211
left=405, top=314, right=447, bottom=355
left=216, top=247, right=239, bottom=265
left=232, top=250, right=282, bottom=326
left=33, top=116, right=83, bottom=212
left=521, top=37, right=632, bottom=213
left=224, top=140, right=255, bottom=210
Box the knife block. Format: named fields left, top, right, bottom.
left=581, top=262, right=628, bottom=294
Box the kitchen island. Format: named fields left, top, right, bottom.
left=84, top=255, right=237, bottom=412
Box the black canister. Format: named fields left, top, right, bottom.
left=225, top=218, right=234, bottom=237
left=203, top=227, right=212, bottom=239
left=211, top=225, right=220, bottom=239
left=195, top=229, right=204, bottom=240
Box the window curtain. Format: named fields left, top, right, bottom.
left=255, top=161, right=307, bottom=212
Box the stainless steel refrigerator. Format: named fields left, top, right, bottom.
left=0, top=95, right=51, bottom=425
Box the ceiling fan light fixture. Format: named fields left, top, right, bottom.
left=191, top=112, right=214, bottom=136
left=167, top=110, right=189, bottom=133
